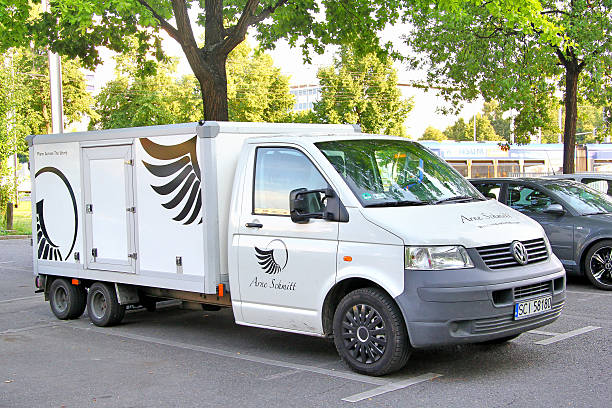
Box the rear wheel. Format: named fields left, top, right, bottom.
left=584, top=240, right=612, bottom=290
left=49, top=278, right=86, bottom=320
left=87, top=282, right=126, bottom=326
left=333, top=287, right=411, bottom=376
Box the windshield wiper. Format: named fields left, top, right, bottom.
left=433, top=195, right=483, bottom=205
left=364, top=200, right=430, bottom=208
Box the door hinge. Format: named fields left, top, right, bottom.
left=91, top=248, right=98, bottom=258
left=126, top=207, right=136, bottom=213
left=86, top=204, right=93, bottom=214
left=128, top=252, right=138, bottom=260
left=124, top=159, right=134, bottom=166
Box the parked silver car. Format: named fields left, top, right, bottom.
left=470, top=177, right=612, bottom=290
left=545, top=173, right=612, bottom=196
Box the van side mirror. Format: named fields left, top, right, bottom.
left=543, top=203, right=565, bottom=215
left=289, top=188, right=349, bottom=224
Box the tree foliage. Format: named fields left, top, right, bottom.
left=419, top=126, right=446, bottom=141
left=404, top=0, right=612, bottom=173
left=227, top=43, right=294, bottom=122
left=443, top=114, right=502, bottom=141
left=0, top=0, right=566, bottom=122
left=0, top=47, right=93, bottom=210
left=91, top=42, right=295, bottom=129
left=314, top=47, right=412, bottom=136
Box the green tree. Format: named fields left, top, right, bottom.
left=227, top=42, right=294, bottom=122
left=90, top=56, right=202, bottom=130
left=483, top=100, right=511, bottom=142
left=404, top=0, right=612, bottom=173
left=92, top=42, right=294, bottom=129
left=444, top=118, right=469, bottom=141
left=314, top=47, right=412, bottom=136
left=1, top=1, right=565, bottom=122
left=419, top=126, right=446, bottom=141
left=0, top=47, right=94, bottom=215
left=469, top=114, right=502, bottom=141
left=444, top=115, right=502, bottom=141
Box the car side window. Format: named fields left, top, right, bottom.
left=582, top=178, right=612, bottom=196
left=507, top=185, right=554, bottom=213
left=473, top=183, right=502, bottom=200
left=254, top=147, right=329, bottom=216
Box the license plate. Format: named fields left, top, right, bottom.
left=514, top=295, right=552, bottom=320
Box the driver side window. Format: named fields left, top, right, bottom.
left=253, top=147, right=328, bottom=216
left=507, top=185, right=554, bottom=213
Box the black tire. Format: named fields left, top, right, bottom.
left=583, top=240, right=612, bottom=290
left=479, top=333, right=521, bottom=345
left=49, top=278, right=87, bottom=320
left=333, top=287, right=411, bottom=376
left=87, top=282, right=126, bottom=326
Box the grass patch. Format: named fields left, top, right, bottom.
left=1, top=201, right=32, bottom=235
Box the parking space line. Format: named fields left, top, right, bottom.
left=534, top=326, right=601, bottom=345
left=70, top=325, right=389, bottom=386
left=0, top=295, right=41, bottom=304
left=341, top=373, right=442, bottom=403
left=528, top=329, right=560, bottom=336
left=0, top=322, right=66, bottom=335
left=565, top=290, right=611, bottom=297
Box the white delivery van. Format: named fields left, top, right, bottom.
left=28, top=122, right=565, bottom=375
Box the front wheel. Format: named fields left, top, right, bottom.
left=333, top=287, right=411, bottom=376
left=584, top=240, right=612, bottom=290
left=87, top=282, right=126, bottom=326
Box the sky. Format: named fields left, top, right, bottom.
left=86, top=22, right=484, bottom=140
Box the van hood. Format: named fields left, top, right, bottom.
left=360, top=199, right=545, bottom=248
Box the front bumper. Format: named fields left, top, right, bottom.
left=395, top=251, right=566, bottom=348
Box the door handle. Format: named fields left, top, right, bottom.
left=245, top=222, right=263, bottom=228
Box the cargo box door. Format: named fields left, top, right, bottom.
left=83, top=145, right=136, bottom=273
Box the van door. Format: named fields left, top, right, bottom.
left=237, top=146, right=338, bottom=334
left=83, top=145, right=136, bottom=273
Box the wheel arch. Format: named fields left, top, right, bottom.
left=321, top=277, right=394, bottom=336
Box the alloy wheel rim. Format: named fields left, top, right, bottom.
left=589, top=246, right=612, bottom=286
left=341, top=304, right=387, bottom=364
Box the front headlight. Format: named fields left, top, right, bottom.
left=405, top=246, right=474, bottom=270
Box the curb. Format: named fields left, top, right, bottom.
left=0, top=235, right=31, bottom=240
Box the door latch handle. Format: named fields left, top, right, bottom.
left=245, top=222, right=263, bottom=228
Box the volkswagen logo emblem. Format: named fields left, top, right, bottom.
left=511, top=241, right=529, bottom=265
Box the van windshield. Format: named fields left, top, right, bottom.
left=316, top=139, right=483, bottom=207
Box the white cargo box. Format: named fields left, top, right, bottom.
left=28, top=122, right=360, bottom=294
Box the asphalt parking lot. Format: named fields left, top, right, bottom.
left=1, top=238, right=610, bottom=407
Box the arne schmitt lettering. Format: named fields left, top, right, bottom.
left=252, top=240, right=296, bottom=292
left=460, top=212, right=518, bottom=228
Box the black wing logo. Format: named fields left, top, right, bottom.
left=36, top=200, right=63, bottom=261
left=140, top=136, right=202, bottom=225
left=254, top=240, right=288, bottom=274
left=34, top=167, right=78, bottom=261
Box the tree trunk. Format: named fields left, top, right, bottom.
left=198, top=54, right=229, bottom=122
left=562, top=62, right=580, bottom=174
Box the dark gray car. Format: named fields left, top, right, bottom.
left=470, top=177, right=612, bottom=290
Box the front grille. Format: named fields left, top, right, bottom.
left=471, top=301, right=564, bottom=334
left=514, top=281, right=552, bottom=300
left=477, top=238, right=548, bottom=269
